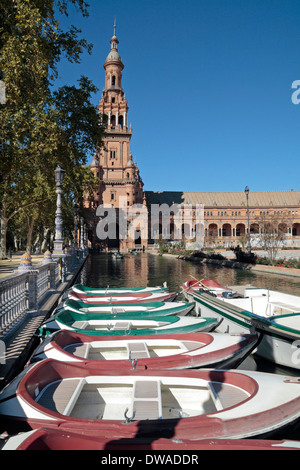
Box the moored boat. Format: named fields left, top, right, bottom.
left=71, top=284, right=168, bottom=296
left=182, top=279, right=238, bottom=302
left=2, top=428, right=300, bottom=450
left=63, top=298, right=194, bottom=317
left=193, top=286, right=300, bottom=369
left=1, top=360, right=300, bottom=440
left=29, top=330, right=258, bottom=370
left=68, top=290, right=177, bottom=304
left=38, top=311, right=219, bottom=337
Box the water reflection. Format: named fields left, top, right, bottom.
left=79, top=253, right=300, bottom=298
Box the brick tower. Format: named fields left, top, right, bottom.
left=87, top=24, right=147, bottom=251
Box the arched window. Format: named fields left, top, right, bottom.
left=112, top=75, right=116, bottom=86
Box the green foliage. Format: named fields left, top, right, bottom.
left=0, top=0, right=104, bottom=257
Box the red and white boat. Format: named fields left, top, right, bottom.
left=29, top=330, right=258, bottom=370
left=2, top=428, right=300, bottom=450
left=68, top=290, right=177, bottom=304
left=182, top=279, right=237, bottom=302
left=1, top=359, right=300, bottom=440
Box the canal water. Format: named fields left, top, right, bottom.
left=77, top=252, right=300, bottom=377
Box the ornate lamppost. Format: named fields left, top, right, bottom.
left=80, top=217, right=85, bottom=249
left=245, top=186, right=251, bottom=254
left=73, top=203, right=79, bottom=249
left=53, top=165, right=65, bottom=256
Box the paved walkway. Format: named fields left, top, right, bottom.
left=0, top=252, right=46, bottom=279
left=216, top=249, right=300, bottom=278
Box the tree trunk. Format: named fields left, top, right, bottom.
left=0, top=198, right=9, bottom=259
left=0, top=213, right=8, bottom=259
left=13, top=235, right=19, bottom=251
left=41, top=227, right=50, bottom=252
left=26, top=216, right=35, bottom=254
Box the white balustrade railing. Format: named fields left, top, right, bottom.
left=36, top=264, right=50, bottom=305
left=0, top=248, right=88, bottom=339
left=0, top=272, right=27, bottom=334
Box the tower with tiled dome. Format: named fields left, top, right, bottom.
left=87, top=24, right=146, bottom=250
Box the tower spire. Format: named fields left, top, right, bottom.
left=114, top=18, right=116, bottom=37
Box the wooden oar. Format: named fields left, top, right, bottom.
left=179, top=276, right=204, bottom=294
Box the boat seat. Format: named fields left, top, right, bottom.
left=208, top=382, right=224, bottom=410
left=72, top=321, right=88, bottom=330
left=112, top=321, right=131, bottom=331
left=208, top=381, right=250, bottom=411
left=130, top=380, right=162, bottom=420
left=111, top=307, right=126, bottom=314
left=64, top=343, right=89, bottom=358
left=36, top=378, right=84, bottom=416
left=127, top=342, right=150, bottom=359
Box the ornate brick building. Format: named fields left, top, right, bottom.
left=85, top=28, right=300, bottom=251
left=85, top=25, right=147, bottom=250
left=144, top=190, right=300, bottom=249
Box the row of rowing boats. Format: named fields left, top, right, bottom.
left=1, top=281, right=300, bottom=450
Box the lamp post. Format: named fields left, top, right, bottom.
left=53, top=165, right=65, bottom=256
left=80, top=217, right=85, bottom=249
left=245, top=186, right=251, bottom=254
left=73, top=203, right=79, bottom=249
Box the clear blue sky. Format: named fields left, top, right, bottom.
left=55, top=0, right=300, bottom=193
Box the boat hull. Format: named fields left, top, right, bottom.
left=68, top=291, right=178, bottom=304
left=1, top=361, right=300, bottom=440
left=71, top=284, right=168, bottom=295
left=38, top=313, right=219, bottom=337
left=63, top=299, right=195, bottom=317
left=3, top=428, right=300, bottom=451
left=193, top=291, right=300, bottom=370
left=29, top=330, right=258, bottom=370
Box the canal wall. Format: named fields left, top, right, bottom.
left=0, top=249, right=88, bottom=391
left=155, top=251, right=300, bottom=278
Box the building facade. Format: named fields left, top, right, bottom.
left=85, top=28, right=300, bottom=251
left=144, top=190, right=300, bottom=249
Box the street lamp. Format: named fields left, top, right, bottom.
left=53, top=165, right=65, bottom=256
left=80, top=217, right=84, bottom=249
left=244, top=186, right=251, bottom=254
left=73, top=203, right=79, bottom=248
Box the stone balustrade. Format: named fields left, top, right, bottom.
left=0, top=272, right=27, bottom=335
left=0, top=247, right=88, bottom=340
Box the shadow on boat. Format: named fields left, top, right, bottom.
left=103, top=418, right=182, bottom=449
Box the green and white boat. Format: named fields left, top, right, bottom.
left=63, top=299, right=195, bottom=317
left=194, top=287, right=300, bottom=370
left=71, top=284, right=168, bottom=296
left=38, top=310, right=219, bottom=337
